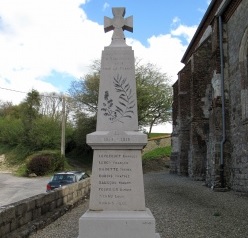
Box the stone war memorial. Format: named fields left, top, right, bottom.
left=78, top=7, right=160, bottom=238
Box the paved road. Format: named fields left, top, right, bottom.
left=0, top=173, right=49, bottom=207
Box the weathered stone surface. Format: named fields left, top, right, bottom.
left=79, top=209, right=159, bottom=238
left=96, top=47, right=138, bottom=131
left=172, top=0, right=248, bottom=192
left=79, top=7, right=160, bottom=238
left=89, top=149, right=145, bottom=211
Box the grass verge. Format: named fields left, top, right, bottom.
left=142, top=146, right=171, bottom=161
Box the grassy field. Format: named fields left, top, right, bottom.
left=142, top=146, right=171, bottom=173
left=142, top=146, right=171, bottom=160
left=148, top=133, right=170, bottom=138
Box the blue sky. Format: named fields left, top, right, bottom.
left=0, top=0, right=211, bottom=107
left=82, top=0, right=209, bottom=46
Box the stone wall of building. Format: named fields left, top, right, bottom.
left=177, top=61, right=191, bottom=176
left=226, top=0, right=248, bottom=192
left=171, top=81, right=179, bottom=173
left=0, top=178, right=90, bottom=238
left=172, top=0, right=248, bottom=192
left=188, top=37, right=212, bottom=180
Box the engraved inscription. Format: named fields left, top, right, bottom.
left=104, top=136, right=131, bottom=142
left=102, top=53, right=134, bottom=71
left=96, top=152, right=137, bottom=207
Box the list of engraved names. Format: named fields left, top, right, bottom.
left=96, top=151, right=137, bottom=207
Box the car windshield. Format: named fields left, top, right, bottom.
left=52, top=174, right=75, bottom=182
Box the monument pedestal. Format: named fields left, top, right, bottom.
left=86, top=131, right=147, bottom=211
left=78, top=132, right=161, bottom=238
left=79, top=209, right=160, bottom=238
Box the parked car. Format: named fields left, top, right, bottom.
left=46, top=171, right=89, bottom=192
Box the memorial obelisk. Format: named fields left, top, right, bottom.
left=78, top=7, right=160, bottom=238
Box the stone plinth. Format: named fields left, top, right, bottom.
left=79, top=209, right=160, bottom=238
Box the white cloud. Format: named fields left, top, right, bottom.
left=128, top=23, right=197, bottom=82
left=0, top=0, right=110, bottom=104
left=0, top=0, right=197, bottom=105
left=171, top=17, right=181, bottom=26
left=171, top=24, right=198, bottom=43
left=145, top=122, right=172, bottom=133
left=103, top=2, right=110, bottom=11
left=128, top=34, right=185, bottom=82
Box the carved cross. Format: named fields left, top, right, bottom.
left=104, top=7, right=133, bottom=44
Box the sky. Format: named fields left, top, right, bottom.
left=0, top=0, right=211, bottom=132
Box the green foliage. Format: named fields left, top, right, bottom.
left=142, top=146, right=171, bottom=161
left=20, top=89, right=41, bottom=146
left=1, top=144, right=31, bottom=165
left=0, top=90, right=81, bottom=173
left=0, top=118, right=23, bottom=145
left=0, top=143, right=11, bottom=154
left=66, top=111, right=96, bottom=159
left=0, top=101, right=21, bottom=119
left=0, top=116, right=65, bottom=152
left=69, top=68, right=100, bottom=114
left=75, top=113, right=96, bottom=144
left=0, top=88, right=74, bottom=153
left=16, top=164, right=29, bottom=177
left=26, top=150, right=65, bottom=176
left=136, top=62, right=172, bottom=134
left=148, top=133, right=170, bottom=138
left=28, top=117, right=61, bottom=150
left=66, top=148, right=93, bottom=165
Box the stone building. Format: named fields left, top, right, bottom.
left=171, top=0, right=248, bottom=192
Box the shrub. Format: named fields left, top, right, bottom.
left=27, top=155, right=51, bottom=176
left=26, top=150, right=65, bottom=176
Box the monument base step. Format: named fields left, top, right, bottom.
left=78, top=208, right=160, bottom=238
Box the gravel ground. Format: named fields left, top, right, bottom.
left=29, top=170, right=248, bottom=238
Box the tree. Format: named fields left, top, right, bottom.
left=72, top=112, right=96, bottom=150
left=69, top=59, right=172, bottom=137
left=21, top=89, right=41, bottom=119
left=0, top=117, right=23, bottom=145
left=0, top=90, right=75, bottom=157
left=136, top=62, right=172, bottom=134
left=20, top=89, right=41, bottom=147
left=39, top=92, right=63, bottom=119
left=69, top=60, right=100, bottom=115
left=0, top=100, right=21, bottom=119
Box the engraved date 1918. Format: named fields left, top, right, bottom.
left=103, top=137, right=130, bottom=142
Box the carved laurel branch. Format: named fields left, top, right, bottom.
left=101, top=74, right=135, bottom=123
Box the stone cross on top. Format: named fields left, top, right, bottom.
left=104, top=7, right=133, bottom=45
